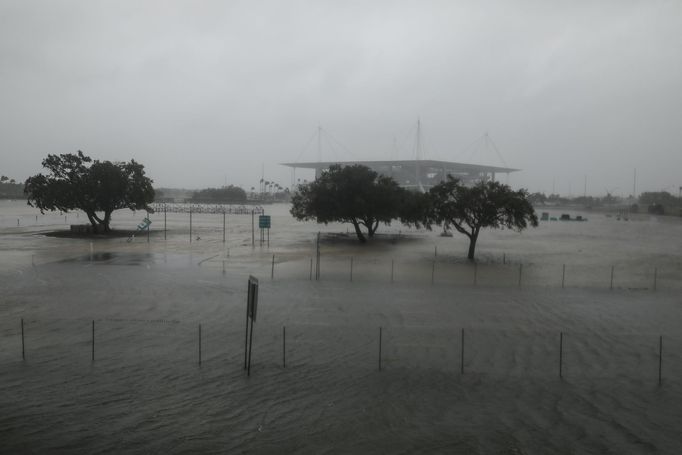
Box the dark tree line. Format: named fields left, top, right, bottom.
left=191, top=185, right=247, bottom=203
left=0, top=175, right=24, bottom=199
left=291, top=164, right=537, bottom=259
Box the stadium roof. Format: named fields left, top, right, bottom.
left=281, top=159, right=519, bottom=191
left=281, top=159, right=518, bottom=174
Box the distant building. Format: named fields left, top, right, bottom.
left=281, top=159, right=518, bottom=192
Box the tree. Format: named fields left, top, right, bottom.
left=426, top=177, right=538, bottom=260
left=527, top=192, right=547, bottom=205
left=24, top=151, right=154, bottom=233
left=290, top=164, right=406, bottom=242
left=191, top=185, right=247, bottom=203
left=639, top=191, right=678, bottom=207
left=0, top=175, right=24, bottom=199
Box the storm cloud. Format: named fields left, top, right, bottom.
left=1, top=0, right=681, bottom=196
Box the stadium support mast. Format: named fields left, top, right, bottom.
left=415, top=118, right=424, bottom=192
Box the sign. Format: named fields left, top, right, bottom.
left=247, top=275, right=259, bottom=321
left=258, top=215, right=271, bottom=229
left=137, top=217, right=152, bottom=230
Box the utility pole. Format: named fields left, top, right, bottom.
left=415, top=118, right=421, bottom=191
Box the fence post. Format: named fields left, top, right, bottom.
left=350, top=256, right=353, bottom=282
left=92, top=320, right=95, bottom=362
left=21, top=318, right=25, bottom=361
left=378, top=327, right=382, bottom=371
left=610, top=265, right=614, bottom=290
left=559, top=331, right=563, bottom=378
left=271, top=254, right=275, bottom=280
left=460, top=328, right=464, bottom=375
left=315, top=232, right=321, bottom=280
left=658, top=335, right=663, bottom=386
left=309, top=257, right=313, bottom=281
left=247, top=318, right=255, bottom=376
left=562, top=264, right=566, bottom=289
left=189, top=208, right=193, bottom=243
left=283, top=326, right=286, bottom=368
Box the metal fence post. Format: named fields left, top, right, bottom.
left=460, top=328, right=464, bottom=375
left=559, top=331, right=563, bottom=378
left=658, top=335, right=663, bottom=386
left=21, top=318, right=25, bottom=361
left=350, top=257, right=353, bottom=282
left=378, top=327, right=382, bottom=371
left=92, top=320, right=95, bottom=362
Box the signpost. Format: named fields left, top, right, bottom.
left=127, top=217, right=152, bottom=243
left=259, top=215, right=271, bottom=247
left=244, top=275, right=259, bottom=376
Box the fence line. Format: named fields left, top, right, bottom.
left=20, top=244, right=677, bottom=291
left=5, top=318, right=678, bottom=385
left=148, top=203, right=265, bottom=215
left=206, top=253, right=675, bottom=292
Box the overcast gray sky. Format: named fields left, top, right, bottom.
left=1, top=0, right=681, bottom=196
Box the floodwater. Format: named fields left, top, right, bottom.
left=1, top=199, right=682, bottom=453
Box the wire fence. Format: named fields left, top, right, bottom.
left=3, top=318, right=680, bottom=384
left=191, top=252, right=679, bottom=292
left=148, top=203, right=265, bottom=215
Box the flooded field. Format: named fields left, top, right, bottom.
left=1, top=199, right=682, bottom=454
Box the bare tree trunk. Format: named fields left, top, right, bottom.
left=467, top=234, right=478, bottom=261
left=351, top=219, right=366, bottom=243
left=102, top=210, right=112, bottom=233
left=86, top=211, right=98, bottom=231
left=368, top=220, right=379, bottom=238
